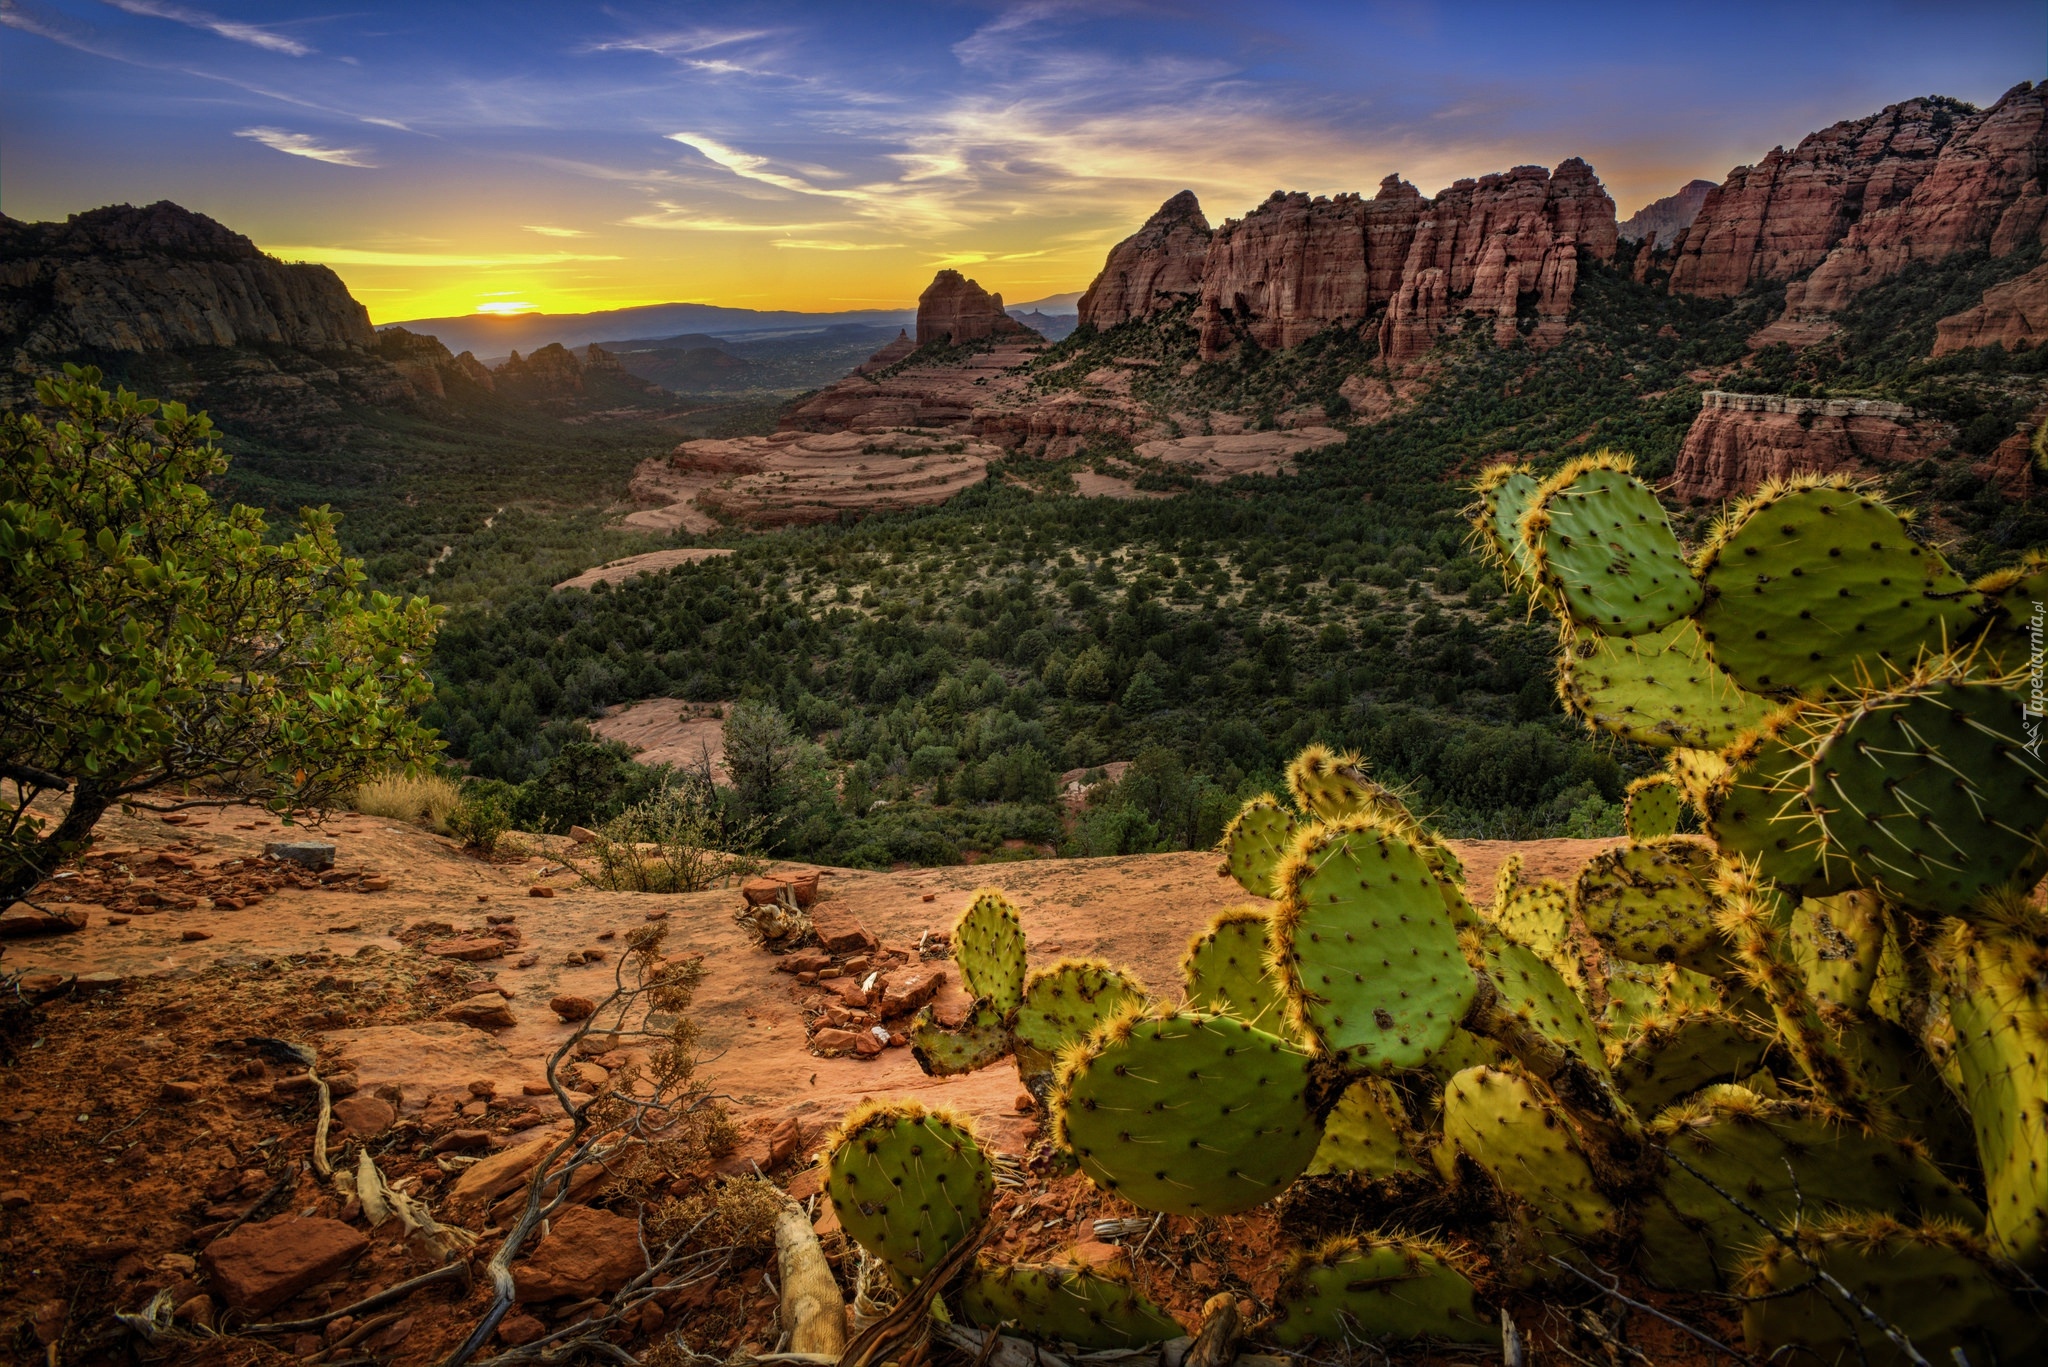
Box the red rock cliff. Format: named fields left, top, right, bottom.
left=916, top=270, right=1035, bottom=347
left=1668, top=390, right=1960, bottom=503
left=1667, top=84, right=2047, bottom=305
left=1619, top=180, right=1718, bottom=246
left=1934, top=262, right=2048, bottom=355
left=1076, top=190, right=1213, bottom=329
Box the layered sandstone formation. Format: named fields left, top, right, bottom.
left=1668, top=390, right=1959, bottom=503
left=855, top=329, right=916, bottom=373
left=1618, top=180, right=1718, bottom=246
left=1667, top=84, right=2048, bottom=310
left=786, top=339, right=1049, bottom=433
left=1076, top=190, right=1212, bottom=329
left=1131, top=428, right=1346, bottom=481
left=916, top=271, right=1036, bottom=346
left=664, top=430, right=996, bottom=526
left=1934, top=262, right=2048, bottom=354
left=0, top=201, right=374, bottom=355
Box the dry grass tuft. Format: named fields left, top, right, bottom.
left=351, top=770, right=460, bottom=830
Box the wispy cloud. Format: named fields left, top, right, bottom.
left=619, top=203, right=849, bottom=234
left=104, top=0, right=310, bottom=56
left=771, top=238, right=903, bottom=251
left=236, top=126, right=377, bottom=167
left=263, top=246, right=623, bottom=267
left=587, top=25, right=773, bottom=58
left=523, top=224, right=589, bottom=238
left=666, top=131, right=826, bottom=195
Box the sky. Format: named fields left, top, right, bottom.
left=2, top=2, right=2041, bottom=324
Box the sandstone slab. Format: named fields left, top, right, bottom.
left=513, top=1204, right=645, bottom=1303
left=201, top=1216, right=368, bottom=1313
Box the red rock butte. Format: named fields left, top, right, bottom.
left=915, top=269, right=1036, bottom=347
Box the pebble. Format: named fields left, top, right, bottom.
left=527, top=886, right=555, bottom=899
left=159, top=1080, right=202, bottom=1103
left=179, top=929, right=212, bottom=942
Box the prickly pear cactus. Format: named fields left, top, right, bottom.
left=1052, top=1008, right=1321, bottom=1217
left=1272, top=819, right=1477, bottom=1072
left=1623, top=774, right=1683, bottom=839
left=1573, top=837, right=1725, bottom=973
left=1807, top=676, right=2048, bottom=916
left=1486, top=878, right=1581, bottom=989
left=1270, top=1235, right=1497, bottom=1347
left=1695, top=705, right=1844, bottom=896
left=1218, top=794, right=1298, bottom=898
left=1523, top=454, right=1702, bottom=636
left=1307, top=1078, right=1427, bottom=1179
left=1467, top=935, right=1608, bottom=1080
left=1558, top=618, right=1772, bottom=750
left=1968, top=549, right=2048, bottom=672
left=953, top=889, right=1028, bottom=1011
left=1610, top=1008, right=1768, bottom=1114
left=1181, top=907, right=1288, bottom=1033
left=908, top=1002, right=1012, bottom=1077
left=960, top=1260, right=1184, bottom=1349
left=1786, top=890, right=1886, bottom=1011
left=1012, top=960, right=1147, bottom=1080
left=1696, top=479, right=1975, bottom=698
left=823, top=1101, right=994, bottom=1292
left=1470, top=460, right=1542, bottom=588
left=1636, top=1089, right=1980, bottom=1292
left=1738, top=1214, right=2044, bottom=1366
left=1441, top=1065, right=1615, bottom=1237
left=1286, top=743, right=1401, bottom=823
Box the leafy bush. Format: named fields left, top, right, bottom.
left=582, top=780, right=768, bottom=893
left=446, top=790, right=515, bottom=858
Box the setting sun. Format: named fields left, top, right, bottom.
left=473, top=301, right=539, bottom=316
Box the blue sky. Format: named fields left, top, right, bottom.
left=2, top=1, right=2039, bottom=319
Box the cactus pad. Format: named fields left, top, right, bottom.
left=1559, top=618, right=1774, bottom=750
left=1808, top=677, right=2048, bottom=916
left=1218, top=794, right=1299, bottom=899
left=1052, top=1008, right=1320, bottom=1217
left=1787, top=890, right=1885, bottom=1011
left=908, top=1003, right=1012, bottom=1078
left=1471, top=461, right=1542, bottom=589
left=952, top=889, right=1028, bottom=1012
left=1489, top=879, right=1583, bottom=990
left=1967, top=550, right=2048, bottom=673
left=1286, top=743, right=1404, bottom=823
left=1442, top=1065, right=1615, bottom=1236
left=1469, top=936, right=1609, bottom=1081
left=1699, top=707, right=1843, bottom=895
left=1573, top=836, right=1726, bottom=973
left=1270, top=1235, right=1497, bottom=1347
left=1697, top=480, right=1975, bottom=697
left=1612, top=1008, right=1769, bottom=1114
left=1272, top=820, right=1477, bottom=1072
left=960, top=1260, right=1183, bottom=1349
left=1637, top=1090, right=1980, bottom=1291
left=1307, top=1078, right=1427, bottom=1179
left=1939, top=918, right=2048, bottom=1263
left=1012, top=960, right=1147, bottom=1080
left=1623, top=775, right=1683, bottom=839
left=1181, top=907, right=1288, bottom=1033
left=1739, top=1214, right=2044, bottom=1366
left=1524, top=455, right=1702, bottom=636
left=823, top=1101, right=994, bottom=1292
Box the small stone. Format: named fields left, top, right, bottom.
left=515, top=953, right=539, bottom=969
left=263, top=841, right=335, bottom=871
left=468, top=1080, right=497, bottom=1099
left=810, top=903, right=876, bottom=956
left=766, top=1117, right=802, bottom=1167
left=499, top=1312, right=547, bottom=1346
left=331, top=1095, right=396, bottom=1139
left=427, top=937, right=506, bottom=962
left=922, top=892, right=936, bottom=903
left=550, top=994, right=597, bottom=1022
left=567, top=1061, right=609, bottom=1092
left=180, top=929, right=212, bottom=942
left=809, top=1027, right=864, bottom=1057
left=879, top=967, right=944, bottom=1018
left=173, top=1293, right=215, bottom=1329
left=595, top=929, right=615, bottom=941
left=431, top=1128, right=491, bottom=1154
left=796, top=971, right=818, bottom=985
left=486, top=912, right=517, bottom=925
left=104, top=916, right=131, bottom=926
left=741, top=876, right=789, bottom=907
left=778, top=950, right=831, bottom=975
left=324, top=1315, right=357, bottom=1345
left=512, top=1205, right=646, bottom=1302
left=1015, top=1091, right=1036, bottom=1114
left=528, top=885, right=555, bottom=899
left=0, top=1189, right=31, bottom=1210
left=159, top=1080, right=202, bottom=1103
left=567, top=825, right=599, bottom=845
left=853, top=1032, right=882, bottom=1057
left=359, top=877, right=391, bottom=892
left=441, top=996, right=516, bottom=1031
left=521, top=1082, right=553, bottom=1097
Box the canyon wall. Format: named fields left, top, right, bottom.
left=0, top=201, right=375, bottom=356
left=1668, top=390, right=1963, bottom=503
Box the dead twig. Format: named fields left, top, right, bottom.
left=1545, top=1257, right=1756, bottom=1364
left=240, top=1260, right=471, bottom=1334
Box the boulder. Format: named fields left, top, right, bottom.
left=741, top=877, right=789, bottom=907
left=450, top=1134, right=556, bottom=1210
left=810, top=904, right=876, bottom=956
left=441, top=997, right=517, bottom=1031
left=200, top=1216, right=369, bottom=1313
left=512, top=1205, right=646, bottom=1302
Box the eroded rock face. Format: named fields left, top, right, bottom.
left=1668, top=390, right=1959, bottom=504
left=916, top=270, right=1035, bottom=346
left=1668, top=84, right=2048, bottom=306
left=855, top=329, right=917, bottom=373
left=1935, top=262, right=2048, bottom=355
left=0, top=201, right=374, bottom=355
left=665, top=430, right=996, bottom=527
left=1077, top=190, right=1213, bottom=329
left=1619, top=179, right=1718, bottom=246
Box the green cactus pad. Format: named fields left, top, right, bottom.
left=1181, top=907, right=1288, bottom=1033
left=1272, top=820, right=1477, bottom=1072
left=1524, top=455, right=1702, bottom=636
left=1637, top=1090, right=1981, bottom=1292
left=1808, top=677, right=2048, bottom=916
left=1218, top=794, right=1299, bottom=899
left=1559, top=618, right=1775, bottom=750
left=1573, top=837, right=1726, bottom=973
left=1442, top=1065, right=1615, bottom=1237
left=952, top=889, right=1028, bottom=1012
left=1599, top=960, right=1664, bottom=1036
left=1623, top=775, right=1684, bottom=839
left=959, top=1260, right=1184, bottom=1349
left=1052, top=1009, right=1320, bottom=1217
left=1425, top=1027, right=1512, bottom=1080
left=1286, top=743, right=1405, bottom=824
left=1612, top=1008, right=1769, bottom=1114
left=1699, top=707, right=1846, bottom=896
left=1488, top=879, right=1581, bottom=989
left=908, top=1003, right=1012, bottom=1078
left=1966, top=550, right=2048, bottom=673
left=1012, top=960, right=1147, bottom=1080
left=1940, top=919, right=2048, bottom=1263
left=1471, top=461, right=1542, bottom=589
left=823, top=1101, right=994, bottom=1292
left=1697, top=481, right=1976, bottom=697
left=1739, top=1215, right=2044, bottom=1366
left=1469, top=936, right=1609, bottom=1083
left=1270, top=1235, right=1497, bottom=1347
left=1787, top=890, right=1885, bottom=1011
left=1307, top=1078, right=1427, bottom=1179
